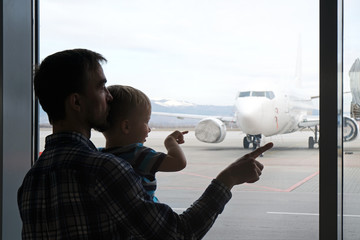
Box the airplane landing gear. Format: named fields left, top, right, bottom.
left=243, top=137, right=250, bottom=149
left=308, top=125, right=319, bottom=149
left=243, top=134, right=262, bottom=149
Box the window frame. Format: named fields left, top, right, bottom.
left=28, top=0, right=345, bottom=239
left=319, top=0, right=343, bottom=239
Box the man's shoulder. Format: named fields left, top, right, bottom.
left=78, top=150, right=134, bottom=174
left=97, top=150, right=132, bottom=167
left=33, top=146, right=133, bottom=177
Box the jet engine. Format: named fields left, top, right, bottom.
left=343, top=116, right=358, bottom=142
left=195, top=118, right=226, bottom=143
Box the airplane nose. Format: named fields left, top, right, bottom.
left=236, top=101, right=264, bottom=135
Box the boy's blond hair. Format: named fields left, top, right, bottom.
left=106, top=85, right=151, bottom=127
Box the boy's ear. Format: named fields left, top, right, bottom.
left=67, top=93, right=81, bottom=112
left=120, top=119, right=131, bottom=134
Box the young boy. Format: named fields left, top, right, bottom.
left=102, top=85, right=188, bottom=202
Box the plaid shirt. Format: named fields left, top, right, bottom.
left=102, top=144, right=167, bottom=202
left=17, top=132, right=232, bottom=240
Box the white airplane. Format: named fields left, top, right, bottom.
left=153, top=48, right=359, bottom=149
left=153, top=85, right=358, bottom=149
left=153, top=87, right=317, bottom=149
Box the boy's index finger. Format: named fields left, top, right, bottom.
left=182, top=131, right=189, bottom=135
left=249, top=142, right=274, bottom=158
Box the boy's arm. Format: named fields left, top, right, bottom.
left=157, top=130, right=188, bottom=172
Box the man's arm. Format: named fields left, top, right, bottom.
left=216, top=142, right=273, bottom=190
left=96, top=155, right=231, bottom=239
left=157, top=130, right=188, bottom=172
left=97, top=142, right=273, bottom=239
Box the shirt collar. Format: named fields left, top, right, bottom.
left=45, top=132, right=98, bottom=151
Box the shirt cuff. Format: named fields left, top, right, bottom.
left=203, top=179, right=232, bottom=214
left=211, top=178, right=232, bottom=199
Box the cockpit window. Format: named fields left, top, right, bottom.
left=239, top=91, right=250, bottom=97
left=238, top=91, right=275, bottom=99
left=252, top=91, right=265, bottom=97
left=266, top=91, right=275, bottom=99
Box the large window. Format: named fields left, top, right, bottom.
left=38, top=1, right=323, bottom=239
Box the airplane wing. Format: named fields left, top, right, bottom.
left=151, top=111, right=236, bottom=124
left=298, top=114, right=358, bottom=142
left=298, top=115, right=319, bottom=128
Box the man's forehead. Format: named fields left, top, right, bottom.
left=97, top=65, right=105, bottom=76
left=89, top=66, right=106, bottom=84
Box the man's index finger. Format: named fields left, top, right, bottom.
left=249, top=142, right=274, bottom=158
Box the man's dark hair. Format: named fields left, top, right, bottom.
left=34, top=49, right=106, bottom=124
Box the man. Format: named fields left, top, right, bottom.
left=18, top=48, right=273, bottom=239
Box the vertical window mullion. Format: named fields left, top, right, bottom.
left=319, top=0, right=343, bottom=239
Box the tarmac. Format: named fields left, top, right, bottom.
left=40, top=128, right=360, bottom=240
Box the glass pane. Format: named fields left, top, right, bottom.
left=343, top=0, right=360, bottom=239
left=252, top=91, right=265, bottom=97
left=239, top=91, right=251, bottom=98
left=39, top=1, right=319, bottom=239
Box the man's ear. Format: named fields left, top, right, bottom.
left=67, top=93, right=81, bottom=112
left=120, top=119, right=131, bottom=134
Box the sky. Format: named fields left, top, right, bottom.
left=39, top=0, right=359, bottom=106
